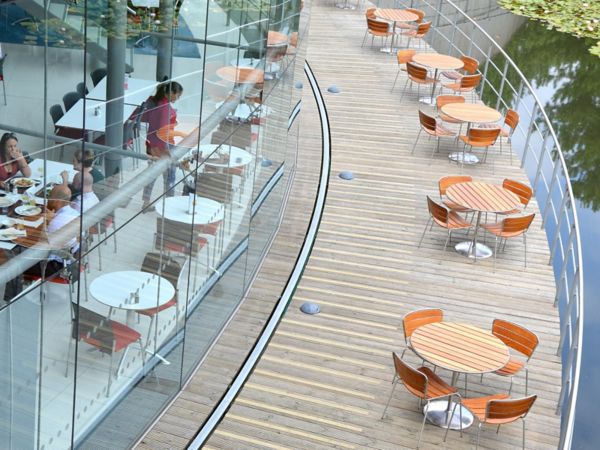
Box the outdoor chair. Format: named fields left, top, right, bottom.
left=411, top=110, right=456, bottom=158
left=391, top=49, right=416, bottom=92
left=400, top=21, right=432, bottom=50
left=418, top=196, right=473, bottom=250
left=394, top=8, right=425, bottom=45
left=483, top=319, right=539, bottom=395
left=441, top=73, right=481, bottom=102
left=458, top=127, right=501, bottom=166
left=438, top=175, right=473, bottom=213
left=481, top=213, right=536, bottom=270
left=436, top=95, right=466, bottom=135
left=500, top=178, right=532, bottom=216
left=443, top=394, right=537, bottom=450
left=480, top=109, right=520, bottom=164
left=400, top=62, right=435, bottom=101
left=362, top=18, right=393, bottom=49
left=441, top=55, right=479, bottom=81
left=62, top=91, right=81, bottom=112
left=401, top=308, right=444, bottom=362
left=382, top=353, right=458, bottom=449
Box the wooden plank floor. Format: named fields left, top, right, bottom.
left=139, top=1, right=562, bottom=449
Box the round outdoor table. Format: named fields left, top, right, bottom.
left=89, top=271, right=175, bottom=326
left=374, top=9, right=419, bottom=54
left=410, top=322, right=510, bottom=429
left=216, top=66, right=265, bottom=85
left=155, top=195, right=224, bottom=226
left=412, top=53, right=464, bottom=104
left=446, top=181, right=521, bottom=259
left=440, top=103, right=502, bottom=164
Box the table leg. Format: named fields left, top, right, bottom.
left=419, top=68, right=438, bottom=105
left=455, top=210, right=493, bottom=260
left=380, top=22, right=397, bottom=54
left=125, top=310, right=136, bottom=327
left=448, top=122, right=480, bottom=165
left=423, top=371, right=474, bottom=429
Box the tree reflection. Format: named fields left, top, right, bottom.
left=488, top=21, right=600, bottom=210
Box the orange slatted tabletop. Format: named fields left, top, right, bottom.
left=412, top=53, right=464, bottom=104
left=446, top=181, right=521, bottom=259
left=267, top=30, right=288, bottom=46
left=216, top=66, right=265, bottom=85
left=410, top=321, right=510, bottom=430
left=374, top=9, right=419, bottom=54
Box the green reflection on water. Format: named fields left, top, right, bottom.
left=488, top=20, right=600, bottom=210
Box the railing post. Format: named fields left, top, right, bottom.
left=495, top=59, right=509, bottom=111
left=514, top=79, right=524, bottom=110
left=541, top=155, right=561, bottom=230
left=448, top=9, right=458, bottom=54
left=479, top=45, right=492, bottom=98
left=554, top=224, right=575, bottom=307
left=532, top=128, right=550, bottom=194
left=549, top=192, right=570, bottom=265
left=521, top=103, right=539, bottom=168
left=558, top=268, right=579, bottom=352
left=467, top=21, right=475, bottom=56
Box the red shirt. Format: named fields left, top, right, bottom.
left=143, top=97, right=177, bottom=155
left=0, top=158, right=17, bottom=182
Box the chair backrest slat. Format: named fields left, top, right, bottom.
left=486, top=395, right=537, bottom=421
left=397, top=49, right=416, bottom=65
left=461, top=56, right=479, bottom=74
left=501, top=213, right=535, bottom=235
left=367, top=18, right=389, bottom=33
left=403, top=308, right=444, bottom=342
left=466, top=127, right=500, bottom=146
left=393, top=353, right=428, bottom=398
left=502, top=179, right=532, bottom=207
left=439, top=175, right=472, bottom=196
left=416, top=21, right=432, bottom=35
left=366, top=7, right=376, bottom=19
left=427, top=196, right=449, bottom=224
left=492, top=318, right=539, bottom=358
left=407, top=62, right=428, bottom=81
left=419, top=110, right=437, bottom=133
left=505, top=109, right=520, bottom=130
left=460, top=73, right=481, bottom=89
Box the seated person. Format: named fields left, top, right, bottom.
left=61, top=149, right=100, bottom=213
left=0, top=132, right=31, bottom=189
left=25, top=185, right=80, bottom=278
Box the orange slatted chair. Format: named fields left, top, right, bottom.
left=481, top=109, right=520, bottom=163
left=362, top=17, right=393, bottom=49
left=485, top=319, right=539, bottom=395
left=458, top=127, right=501, bottom=165
left=411, top=110, right=456, bottom=157
left=382, top=353, right=457, bottom=449
left=400, top=21, right=432, bottom=50
left=500, top=178, right=532, bottom=215
left=442, top=73, right=481, bottom=102
left=438, top=175, right=473, bottom=213
left=400, top=62, right=435, bottom=101
left=391, top=49, right=416, bottom=92
left=441, top=55, right=479, bottom=81
left=443, top=394, right=537, bottom=450
left=418, top=196, right=472, bottom=250
left=395, top=8, right=425, bottom=45
left=481, top=213, right=535, bottom=270
left=401, top=308, right=444, bottom=360
left=436, top=95, right=466, bottom=130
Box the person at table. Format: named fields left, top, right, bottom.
left=60, top=149, right=100, bottom=213
left=25, top=185, right=80, bottom=278
left=0, top=132, right=31, bottom=189
left=141, top=79, right=186, bottom=209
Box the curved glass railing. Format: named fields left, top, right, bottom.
left=408, top=0, right=583, bottom=447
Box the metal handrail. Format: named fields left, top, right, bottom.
left=410, top=0, right=584, bottom=448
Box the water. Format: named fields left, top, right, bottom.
left=498, top=19, right=600, bottom=449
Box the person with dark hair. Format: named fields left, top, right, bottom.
left=0, top=132, right=31, bottom=189
left=60, top=149, right=99, bottom=213
left=141, top=79, right=186, bottom=209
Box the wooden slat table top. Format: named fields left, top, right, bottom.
left=440, top=102, right=502, bottom=123
left=446, top=181, right=521, bottom=213
left=410, top=322, right=510, bottom=374
left=216, top=66, right=265, bottom=85
left=374, top=8, right=419, bottom=23
left=412, top=53, right=464, bottom=70
left=268, top=30, right=288, bottom=46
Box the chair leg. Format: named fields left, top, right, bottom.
left=381, top=378, right=399, bottom=419
left=525, top=367, right=529, bottom=395
left=476, top=423, right=482, bottom=450
left=444, top=401, right=461, bottom=441
left=392, top=69, right=400, bottom=92
left=399, top=78, right=410, bottom=101
left=418, top=218, right=432, bottom=248
left=523, top=234, right=527, bottom=268
left=493, top=236, right=499, bottom=272
left=522, top=418, right=526, bottom=450
left=411, top=129, right=422, bottom=154
left=106, top=351, right=114, bottom=397
left=443, top=230, right=452, bottom=251
left=416, top=400, right=428, bottom=449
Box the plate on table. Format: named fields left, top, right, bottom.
left=10, top=177, right=37, bottom=189
left=0, top=196, right=16, bottom=208
left=15, top=205, right=42, bottom=216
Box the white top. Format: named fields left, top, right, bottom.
left=86, top=76, right=158, bottom=107
left=56, top=99, right=137, bottom=132
left=48, top=204, right=80, bottom=260
left=89, top=270, right=175, bottom=311
left=72, top=191, right=99, bottom=213
left=131, top=0, right=160, bottom=7
left=201, top=144, right=253, bottom=169
left=156, top=196, right=224, bottom=225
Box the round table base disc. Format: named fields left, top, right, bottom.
left=418, top=96, right=436, bottom=105
left=449, top=152, right=479, bottom=165
left=455, top=241, right=493, bottom=259
left=335, top=3, right=355, bottom=9
left=423, top=400, right=474, bottom=429
left=379, top=47, right=395, bottom=54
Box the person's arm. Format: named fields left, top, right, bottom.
left=14, top=151, right=31, bottom=177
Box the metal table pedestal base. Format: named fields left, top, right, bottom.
left=424, top=400, right=474, bottom=429
left=449, top=152, right=479, bottom=165
left=455, top=241, right=493, bottom=259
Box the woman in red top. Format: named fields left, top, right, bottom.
left=141, top=80, right=185, bottom=209
left=0, top=132, right=31, bottom=190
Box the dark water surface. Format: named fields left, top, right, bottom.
left=498, top=19, right=600, bottom=449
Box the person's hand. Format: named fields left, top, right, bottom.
left=60, top=170, right=69, bottom=183
left=9, top=146, right=24, bottom=161
left=0, top=180, right=6, bottom=190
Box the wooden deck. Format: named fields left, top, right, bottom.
left=138, top=1, right=562, bottom=449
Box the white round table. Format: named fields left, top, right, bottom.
left=195, top=144, right=253, bottom=171
left=156, top=195, right=224, bottom=225
left=89, top=271, right=175, bottom=326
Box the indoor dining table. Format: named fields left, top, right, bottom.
left=86, top=76, right=157, bottom=107
left=56, top=99, right=137, bottom=136
left=374, top=9, right=419, bottom=54
left=446, top=181, right=521, bottom=260
left=440, top=102, right=502, bottom=164
left=411, top=53, right=464, bottom=104
left=410, top=321, right=510, bottom=429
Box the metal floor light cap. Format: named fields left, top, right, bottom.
left=300, top=302, right=320, bottom=314
left=339, top=170, right=354, bottom=180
